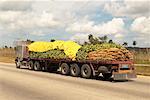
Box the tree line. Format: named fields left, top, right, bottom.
left=83, top=34, right=137, bottom=47
left=2, top=34, right=137, bottom=48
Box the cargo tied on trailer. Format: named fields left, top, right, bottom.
left=15, top=40, right=136, bottom=80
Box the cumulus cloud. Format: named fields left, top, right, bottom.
left=104, top=0, right=150, bottom=18
left=0, top=0, right=105, bottom=36
left=68, top=17, right=125, bottom=44
left=0, top=11, right=21, bottom=23
left=17, top=11, right=60, bottom=29
left=0, top=11, right=60, bottom=35
left=114, top=34, right=124, bottom=38
left=66, top=17, right=125, bottom=35
left=30, top=30, right=45, bottom=36
left=0, top=1, right=32, bottom=11
left=131, top=16, right=150, bottom=35
left=0, top=0, right=149, bottom=47
left=70, top=33, right=89, bottom=44
left=129, top=16, right=150, bottom=47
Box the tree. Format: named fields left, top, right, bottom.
left=88, top=34, right=114, bottom=44
left=50, top=39, right=55, bottom=42
left=88, top=34, right=94, bottom=44
left=133, top=41, right=137, bottom=47
left=14, top=47, right=17, bottom=50
left=84, top=41, right=88, bottom=45
left=88, top=34, right=100, bottom=44
left=27, top=39, right=31, bottom=42
left=122, top=42, right=128, bottom=47
left=4, top=45, right=8, bottom=48
left=108, top=39, right=113, bottom=43
left=26, top=39, right=34, bottom=43
left=98, top=35, right=108, bottom=43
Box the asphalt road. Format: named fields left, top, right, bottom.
left=0, top=63, right=150, bottom=100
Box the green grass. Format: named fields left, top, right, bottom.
left=134, top=60, right=150, bottom=64
left=0, top=56, right=15, bottom=63
left=135, top=66, right=150, bottom=76
left=0, top=48, right=15, bottom=63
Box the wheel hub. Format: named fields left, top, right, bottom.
left=84, top=69, right=88, bottom=74
left=63, top=67, right=66, bottom=72
left=73, top=67, right=76, bottom=73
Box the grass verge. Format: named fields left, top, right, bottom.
left=0, top=56, right=15, bottom=63
left=134, top=60, right=150, bottom=64
left=135, top=66, right=150, bottom=76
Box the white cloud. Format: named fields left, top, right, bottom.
left=0, top=11, right=22, bottom=23
left=17, top=11, right=60, bottom=29
left=30, top=30, right=45, bottom=36
left=66, top=17, right=125, bottom=35
left=68, top=17, right=125, bottom=44
left=0, top=11, right=60, bottom=35
left=104, top=0, right=150, bottom=18
left=0, top=0, right=105, bottom=36
left=130, top=16, right=150, bottom=47
left=131, top=16, right=150, bottom=35
left=70, top=33, right=89, bottom=44
left=0, top=1, right=32, bottom=11
left=0, top=0, right=149, bottom=47
left=114, top=34, right=124, bottom=38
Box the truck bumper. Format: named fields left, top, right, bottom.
left=113, top=72, right=137, bottom=80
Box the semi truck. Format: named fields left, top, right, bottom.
left=15, top=41, right=136, bottom=80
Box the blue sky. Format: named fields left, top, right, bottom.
left=0, top=0, right=150, bottom=47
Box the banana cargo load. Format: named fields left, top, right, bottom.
left=15, top=40, right=136, bottom=81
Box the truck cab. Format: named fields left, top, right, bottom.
left=14, top=41, right=31, bottom=68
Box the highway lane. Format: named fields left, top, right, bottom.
left=0, top=63, right=150, bottom=100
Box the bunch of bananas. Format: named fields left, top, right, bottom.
left=29, top=50, right=68, bottom=59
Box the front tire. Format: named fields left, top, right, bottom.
left=28, top=61, right=34, bottom=70
left=81, top=64, right=92, bottom=78
left=102, top=73, right=112, bottom=80
left=15, top=61, right=21, bottom=68
left=60, top=63, right=70, bottom=75
left=70, top=63, right=80, bottom=77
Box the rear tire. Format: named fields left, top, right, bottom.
left=70, top=63, right=80, bottom=77
left=34, top=61, right=41, bottom=71
left=60, top=63, right=70, bottom=75
left=102, top=73, right=112, bottom=80
left=28, top=61, right=34, bottom=70
left=81, top=64, right=92, bottom=78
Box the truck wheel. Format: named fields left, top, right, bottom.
left=15, top=61, right=21, bottom=68
left=60, top=63, right=70, bottom=75
left=70, top=63, right=80, bottom=77
left=81, top=64, right=92, bottom=78
left=28, top=61, right=34, bottom=70
left=102, top=73, right=112, bottom=80
left=34, top=61, right=41, bottom=71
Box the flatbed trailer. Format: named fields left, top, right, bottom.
left=15, top=41, right=136, bottom=80
left=15, top=57, right=136, bottom=80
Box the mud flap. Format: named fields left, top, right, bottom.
left=113, top=72, right=137, bottom=80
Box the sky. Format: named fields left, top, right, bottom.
left=0, top=0, right=150, bottom=47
